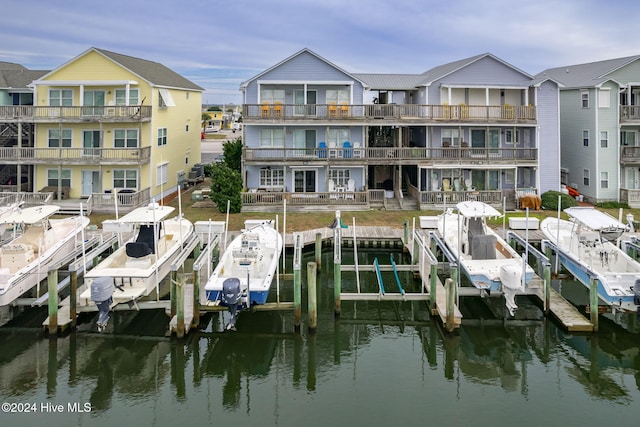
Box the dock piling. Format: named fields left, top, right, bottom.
left=307, top=262, right=317, bottom=331
left=315, top=232, right=322, bottom=271
left=589, top=277, right=599, bottom=332
left=293, top=232, right=302, bottom=332
left=47, top=269, right=58, bottom=336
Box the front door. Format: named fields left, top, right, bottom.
left=471, top=129, right=485, bottom=156
left=81, top=170, right=100, bottom=196
left=83, top=90, right=105, bottom=116
left=294, top=170, right=316, bottom=192
left=83, top=130, right=101, bottom=157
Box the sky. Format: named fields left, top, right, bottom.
left=2, top=0, right=639, bottom=105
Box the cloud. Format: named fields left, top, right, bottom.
left=2, top=0, right=639, bottom=103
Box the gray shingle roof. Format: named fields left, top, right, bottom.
left=95, top=48, right=203, bottom=91
left=536, top=55, right=640, bottom=88
left=0, top=62, right=49, bottom=89
left=352, top=73, right=426, bottom=90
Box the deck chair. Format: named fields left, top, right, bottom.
left=442, top=178, right=451, bottom=192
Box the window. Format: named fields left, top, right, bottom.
left=600, top=131, right=608, bottom=148
left=260, top=89, right=285, bottom=104
left=158, top=89, right=175, bottom=107
left=505, top=129, right=519, bottom=145
left=326, top=89, right=349, bottom=105
left=583, top=130, right=589, bottom=147
left=621, top=131, right=635, bottom=146
left=158, top=128, right=167, bottom=146
left=115, top=88, right=139, bottom=105
left=328, top=169, right=351, bottom=187
left=259, top=128, right=284, bottom=147
left=49, top=89, right=72, bottom=106
left=581, top=90, right=589, bottom=108
left=259, top=167, right=284, bottom=187
left=47, top=169, right=71, bottom=187
left=113, top=169, right=138, bottom=189
left=583, top=169, right=590, bottom=186
left=114, top=129, right=139, bottom=148
left=504, top=169, right=515, bottom=184
left=48, top=129, right=72, bottom=147
left=600, top=171, right=608, bottom=189
left=442, top=128, right=461, bottom=146
left=598, top=89, right=610, bottom=108
left=326, top=128, right=350, bottom=146
left=157, top=162, right=168, bottom=186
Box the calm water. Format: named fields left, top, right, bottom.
left=1, top=249, right=640, bottom=427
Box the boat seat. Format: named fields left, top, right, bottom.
left=471, top=235, right=497, bottom=260
left=126, top=242, right=153, bottom=258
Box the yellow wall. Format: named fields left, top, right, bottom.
left=34, top=49, right=202, bottom=200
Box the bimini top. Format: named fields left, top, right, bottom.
left=456, top=201, right=502, bottom=218
left=117, top=203, right=175, bottom=224
left=0, top=205, right=60, bottom=225
left=564, top=207, right=626, bottom=231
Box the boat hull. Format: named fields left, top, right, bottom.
left=541, top=217, right=638, bottom=312
left=205, top=222, right=282, bottom=307
left=0, top=216, right=90, bottom=306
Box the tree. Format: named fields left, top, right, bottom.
left=201, top=112, right=211, bottom=131
left=210, top=163, right=242, bottom=213
left=222, top=137, right=243, bottom=172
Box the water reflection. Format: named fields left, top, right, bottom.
left=1, top=254, right=640, bottom=424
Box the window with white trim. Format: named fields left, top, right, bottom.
left=48, top=129, right=72, bottom=147
left=158, top=89, right=175, bottom=107
left=581, top=90, right=589, bottom=108
left=505, top=129, right=519, bottom=145
left=326, top=89, right=349, bottom=105
left=326, top=128, right=350, bottom=146
left=113, top=169, right=138, bottom=189
left=260, top=89, right=285, bottom=104
left=259, top=128, right=284, bottom=147
left=157, top=162, right=168, bottom=186
left=259, top=167, right=284, bottom=187
left=600, top=171, right=608, bottom=189
left=114, top=129, right=139, bottom=148
left=47, top=169, right=71, bottom=187
left=598, top=89, right=610, bottom=108
left=158, top=128, right=167, bottom=146
left=583, top=130, right=589, bottom=147
left=49, top=89, right=72, bottom=106
left=583, top=169, right=590, bottom=186
left=442, top=128, right=461, bottom=146
left=115, top=88, right=139, bottom=105
left=600, top=131, right=608, bottom=148
left=328, top=169, right=351, bottom=187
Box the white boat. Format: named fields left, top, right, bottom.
left=80, top=203, right=194, bottom=309
left=438, top=201, right=534, bottom=315
left=204, top=220, right=282, bottom=309
left=0, top=205, right=89, bottom=306
left=540, top=207, right=639, bottom=312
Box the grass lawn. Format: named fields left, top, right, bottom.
left=87, top=180, right=640, bottom=232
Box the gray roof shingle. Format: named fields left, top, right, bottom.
left=536, top=55, right=640, bottom=88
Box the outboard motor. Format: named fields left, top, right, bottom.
left=222, top=278, right=242, bottom=331
left=90, top=276, right=115, bottom=332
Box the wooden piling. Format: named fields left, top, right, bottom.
left=69, top=269, right=78, bottom=328
left=429, top=263, right=438, bottom=308
left=293, top=232, right=302, bottom=332
left=315, top=232, right=322, bottom=271
left=590, top=277, right=599, bottom=332
left=176, top=278, right=185, bottom=338
left=445, top=278, right=455, bottom=332
left=47, top=269, right=58, bottom=335
left=170, top=270, right=177, bottom=318
left=307, top=262, right=317, bottom=331
left=192, top=268, right=200, bottom=327
left=543, top=263, right=551, bottom=314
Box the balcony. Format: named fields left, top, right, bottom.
left=243, top=103, right=536, bottom=124
left=0, top=105, right=152, bottom=123
left=620, top=146, right=640, bottom=164
left=243, top=146, right=538, bottom=166
left=0, top=146, right=151, bottom=165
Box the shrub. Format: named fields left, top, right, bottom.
left=596, top=201, right=629, bottom=209
left=541, top=190, right=578, bottom=211
left=209, top=163, right=242, bottom=213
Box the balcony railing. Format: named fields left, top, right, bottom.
left=243, top=103, right=536, bottom=123
left=241, top=191, right=368, bottom=207
left=0, top=105, right=152, bottom=122
left=620, top=146, right=640, bottom=163
left=244, top=147, right=537, bottom=164
left=0, top=146, right=151, bottom=165
left=620, top=105, right=640, bottom=122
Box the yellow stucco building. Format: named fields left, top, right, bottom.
left=29, top=47, right=203, bottom=209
